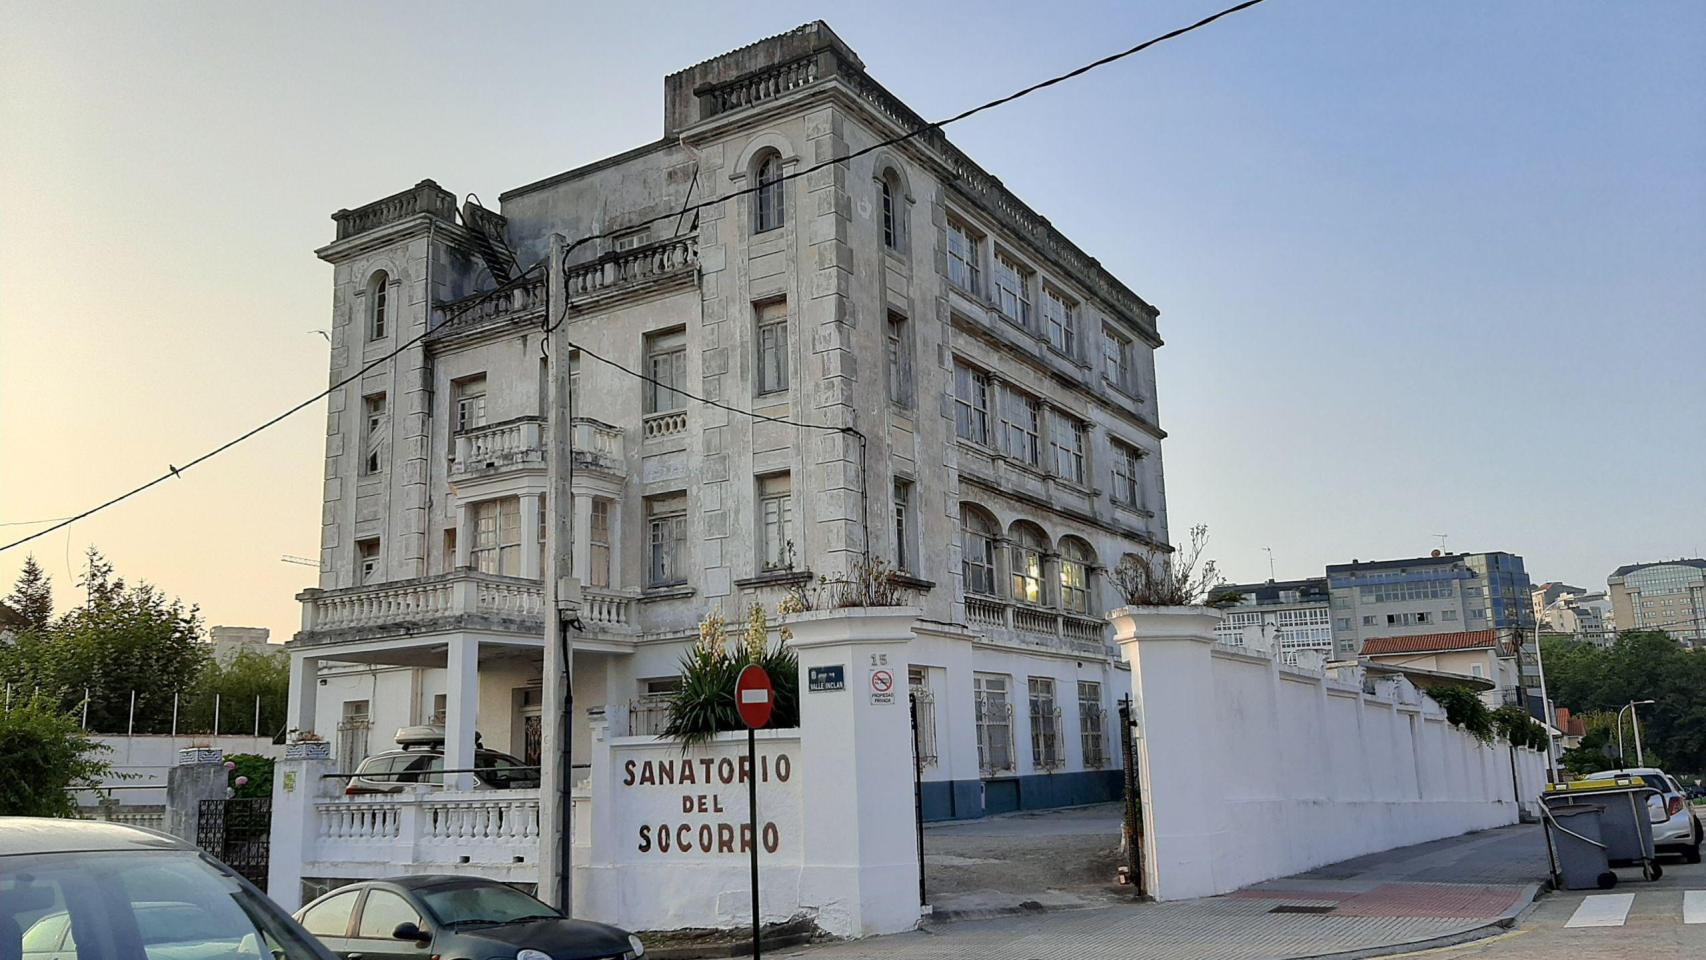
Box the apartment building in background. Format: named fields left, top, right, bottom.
left=1607, top=559, right=1706, bottom=649
left=1211, top=577, right=1333, bottom=665
left=1531, top=582, right=1612, bottom=647
left=283, top=23, right=1175, bottom=898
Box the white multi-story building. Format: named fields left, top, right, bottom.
left=281, top=21, right=1172, bottom=895
left=1210, top=578, right=1333, bottom=665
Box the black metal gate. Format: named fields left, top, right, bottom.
left=198, top=797, right=272, bottom=891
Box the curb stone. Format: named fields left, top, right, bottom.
left=1302, top=881, right=1543, bottom=960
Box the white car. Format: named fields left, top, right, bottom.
left=1585, top=766, right=1703, bottom=863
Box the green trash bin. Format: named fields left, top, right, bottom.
left=1544, top=775, right=1665, bottom=882
left=1541, top=802, right=1616, bottom=890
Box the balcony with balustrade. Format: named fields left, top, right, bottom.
left=963, top=594, right=1110, bottom=657
left=448, top=417, right=625, bottom=485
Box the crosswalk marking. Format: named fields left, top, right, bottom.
left=1565, top=893, right=1635, bottom=928
left=1685, top=890, right=1705, bottom=925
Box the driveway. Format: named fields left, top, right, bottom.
left=920, top=801, right=1130, bottom=917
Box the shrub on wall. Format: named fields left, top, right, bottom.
left=663, top=604, right=799, bottom=748
left=0, top=698, right=115, bottom=817
left=1424, top=685, right=1497, bottom=744
left=1491, top=705, right=1550, bottom=753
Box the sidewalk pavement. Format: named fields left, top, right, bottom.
left=780, top=823, right=1550, bottom=960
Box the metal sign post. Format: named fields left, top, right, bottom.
left=735, top=664, right=774, bottom=959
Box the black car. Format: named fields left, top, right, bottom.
left=1, top=817, right=336, bottom=960
left=294, top=876, right=644, bottom=960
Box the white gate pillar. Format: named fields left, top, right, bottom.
left=785, top=606, right=923, bottom=938
left=267, top=756, right=337, bottom=913
left=444, top=636, right=480, bottom=790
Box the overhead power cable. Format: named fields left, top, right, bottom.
left=0, top=0, right=1269, bottom=554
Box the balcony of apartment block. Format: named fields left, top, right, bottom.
left=962, top=593, right=1110, bottom=657
left=449, top=417, right=625, bottom=483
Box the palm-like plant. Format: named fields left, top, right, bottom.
left=663, top=604, right=799, bottom=747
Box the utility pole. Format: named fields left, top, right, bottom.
left=541, top=233, right=581, bottom=912
left=1532, top=615, right=1559, bottom=782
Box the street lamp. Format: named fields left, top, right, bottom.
left=1616, top=699, right=1656, bottom=767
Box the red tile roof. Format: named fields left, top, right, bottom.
left=1361, top=629, right=1503, bottom=656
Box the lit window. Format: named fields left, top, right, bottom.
left=1060, top=539, right=1092, bottom=614
left=953, top=361, right=991, bottom=445
left=754, top=154, right=784, bottom=233
left=646, top=494, right=687, bottom=586
left=755, top=301, right=789, bottom=395
left=644, top=330, right=687, bottom=414
left=1042, top=288, right=1076, bottom=356
left=362, top=393, right=387, bottom=475
left=758, top=474, right=793, bottom=571
left=1009, top=525, right=1047, bottom=605
left=992, top=252, right=1032, bottom=328
left=947, top=219, right=981, bottom=294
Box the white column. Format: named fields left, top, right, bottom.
left=444, top=636, right=480, bottom=790
left=267, top=756, right=337, bottom=913
left=521, top=493, right=544, bottom=580
left=573, top=494, right=593, bottom=586
left=454, top=500, right=472, bottom=568
left=286, top=653, right=321, bottom=735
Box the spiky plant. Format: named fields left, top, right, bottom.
left=663, top=605, right=799, bottom=747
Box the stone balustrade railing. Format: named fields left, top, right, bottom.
left=565, top=236, right=698, bottom=300
left=701, top=54, right=819, bottom=117
left=963, top=595, right=1109, bottom=655
left=571, top=419, right=624, bottom=471
left=453, top=417, right=544, bottom=476
left=312, top=790, right=541, bottom=867
left=332, top=180, right=458, bottom=241
left=582, top=587, right=639, bottom=632
left=299, top=571, right=544, bottom=635
left=436, top=275, right=548, bottom=331
left=642, top=410, right=687, bottom=440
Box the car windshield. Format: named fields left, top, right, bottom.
left=1, top=849, right=325, bottom=959
left=418, top=882, right=561, bottom=924
left=477, top=752, right=540, bottom=788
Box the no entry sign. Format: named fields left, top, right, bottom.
left=736, top=664, right=774, bottom=729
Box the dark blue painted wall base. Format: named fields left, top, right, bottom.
left=919, top=769, right=1123, bottom=822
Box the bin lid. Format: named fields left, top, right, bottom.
left=1546, top=775, right=1649, bottom=793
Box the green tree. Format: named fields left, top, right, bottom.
left=1543, top=631, right=1706, bottom=775
left=6, top=556, right=55, bottom=631
left=0, top=698, right=114, bottom=817
left=181, top=649, right=290, bottom=738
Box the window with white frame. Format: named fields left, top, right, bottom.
left=453, top=375, right=487, bottom=433
left=961, top=508, right=998, bottom=596
left=1009, top=524, right=1047, bottom=605
left=589, top=498, right=611, bottom=588
left=1029, top=677, right=1063, bottom=770
left=613, top=227, right=650, bottom=252
left=947, top=219, right=981, bottom=294
left=909, top=667, right=937, bottom=766
left=1078, top=680, right=1106, bottom=768
left=886, top=311, right=912, bottom=407
left=644, top=329, right=687, bottom=414
left=1042, top=287, right=1076, bottom=356
left=1000, top=386, right=1041, bottom=467
left=755, top=300, right=789, bottom=395
left=338, top=699, right=372, bottom=768
left=646, top=493, right=687, bottom=586
left=568, top=354, right=581, bottom=416
left=1051, top=413, right=1086, bottom=483
left=1060, top=538, right=1092, bottom=614
left=992, top=252, right=1032, bottom=328
left=758, top=473, right=793, bottom=571
left=367, top=272, right=388, bottom=341
left=356, top=538, right=381, bottom=585
left=953, top=361, right=992, bottom=445
left=973, top=673, right=1014, bottom=775
left=1102, top=326, right=1133, bottom=393
left=754, top=154, right=784, bottom=233
left=892, top=479, right=913, bottom=573
left=362, top=392, right=386, bottom=475
left=471, top=498, right=522, bottom=576
left=537, top=494, right=547, bottom=576
left=1111, top=439, right=1142, bottom=507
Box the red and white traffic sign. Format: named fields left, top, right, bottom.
left=735, top=664, right=774, bottom=729
left=869, top=668, right=895, bottom=705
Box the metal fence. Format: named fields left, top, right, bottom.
left=1, top=684, right=283, bottom=738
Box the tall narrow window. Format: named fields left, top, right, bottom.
left=1028, top=677, right=1061, bottom=770
left=362, top=393, right=386, bottom=475
left=886, top=312, right=912, bottom=406
left=646, top=493, right=687, bottom=586
left=1042, top=288, right=1075, bottom=356
left=644, top=330, right=687, bottom=414
left=880, top=172, right=901, bottom=249
left=758, top=474, right=793, bottom=571
left=1078, top=680, right=1106, bottom=768
left=472, top=498, right=521, bottom=576
left=754, top=154, right=784, bottom=233
left=992, top=253, right=1032, bottom=328
left=1103, top=327, right=1133, bottom=393
left=1051, top=414, right=1086, bottom=483
left=1111, top=440, right=1142, bottom=508
left=1009, top=524, right=1046, bottom=605
left=589, top=498, right=611, bottom=588
left=1059, top=538, right=1092, bottom=614
left=339, top=700, right=372, bottom=768
left=892, top=479, right=913, bottom=573
left=973, top=673, right=1014, bottom=776
left=356, top=538, right=381, bottom=585
left=947, top=219, right=981, bottom=294
left=999, top=386, right=1041, bottom=466
left=953, top=361, right=991, bottom=445
left=568, top=354, right=581, bottom=417
left=961, top=508, right=998, bottom=596
left=755, top=301, right=789, bottom=395
left=368, top=272, right=388, bottom=340
left=453, top=375, right=487, bottom=433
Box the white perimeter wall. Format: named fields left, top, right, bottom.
left=79, top=734, right=282, bottom=807
left=1116, top=607, right=1547, bottom=901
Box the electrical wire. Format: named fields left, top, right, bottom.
left=0, top=0, right=1268, bottom=553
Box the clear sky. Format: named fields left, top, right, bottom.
left=2, top=1, right=1702, bottom=640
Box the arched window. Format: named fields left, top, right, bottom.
left=754, top=154, right=784, bottom=233
left=1009, top=521, right=1049, bottom=606
left=367, top=271, right=389, bottom=340
left=961, top=505, right=999, bottom=597
left=880, top=169, right=903, bottom=249
left=1058, top=537, right=1096, bottom=614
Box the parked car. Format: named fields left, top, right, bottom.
left=1584, top=766, right=1703, bottom=863
left=294, top=876, right=644, bottom=959
left=1, top=817, right=335, bottom=960
left=344, top=725, right=539, bottom=795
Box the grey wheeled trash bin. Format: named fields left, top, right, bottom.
left=1543, top=802, right=1616, bottom=891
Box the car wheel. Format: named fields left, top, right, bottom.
left=1686, top=826, right=1703, bottom=865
